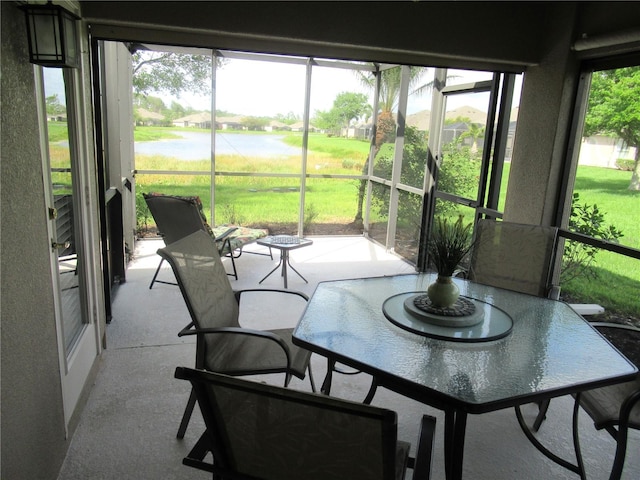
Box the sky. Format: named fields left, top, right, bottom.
left=45, top=54, right=521, bottom=118
left=160, top=59, right=521, bottom=118
left=43, top=68, right=66, bottom=102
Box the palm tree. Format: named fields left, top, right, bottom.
left=353, top=66, right=434, bottom=224
left=459, top=122, right=485, bottom=154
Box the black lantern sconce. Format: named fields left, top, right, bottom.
left=21, top=1, right=80, bottom=68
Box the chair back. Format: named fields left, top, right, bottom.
left=470, top=219, right=558, bottom=297
left=144, top=193, right=212, bottom=245
left=175, top=367, right=402, bottom=480
left=158, top=231, right=241, bottom=362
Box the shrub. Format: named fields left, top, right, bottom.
left=436, top=141, right=480, bottom=217
left=221, top=203, right=246, bottom=225
left=561, top=192, right=624, bottom=283
left=135, top=189, right=152, bottom=232
left=370, top=128, right=480, bottom=228
left=341, top=158, right=362, bottom=170
left=304, top=202, right=319, bottom=231
left=370, top=127, right=426, bottom=227
left=615, top=158, right=634, bottom=171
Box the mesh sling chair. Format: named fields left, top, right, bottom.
left=175, top=367, right=436, bottom=480
left=470, top=219, right=611, bottom=435
left=572, top=323, right=640, bottom=480
left=468, top=219, right=559, bottom=298
left=144, top=193, right=239, bottom=285
left=157, top=231, right=315, bottom=439
left=469, top=219, right=559, bottom=432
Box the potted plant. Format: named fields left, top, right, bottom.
left=426, top=216, right=475, bottom=308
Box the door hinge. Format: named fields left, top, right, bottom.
left=51, top=239, right=71, bottom=250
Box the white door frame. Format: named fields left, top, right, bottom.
left=35, top=64, right=102, bottom=434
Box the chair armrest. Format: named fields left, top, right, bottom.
left=411, top=414, right=436, bottom=479
left=453, top=268, right=469, bottom=279
left=176, top=325, right=292, bottom=365
left=212, top=227, right=239, bottom=258
left=214, top=226, right=239, bottom=242
left=179, top=325, right=290, bottom=346
left=234, top=288, right=309, bottom=302
left=178, top=321, right=195, bottom=337
left=590, top=322, right=640, bottom=370
left=589, top=322, right=640, bottom=332
left=620, top=388, right=640, bottom=425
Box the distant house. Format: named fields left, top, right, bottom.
left=135, top=108, right=164, bottom=126
left=442, top=121, right=470, bottom=145
left=504, top=107, right=636, bottom=167
left=406, top=106, right=487, bottom=133
left=172, top=112, right=212, bottom=128
left=578, top=135, right=637, bottom=168
left=216, top=116, right=245, bottom=130
left=290, top=121, right=318, bottom=132
left=265, top=120, right=291, bottom=132
left=47, top=113, right=67, bottom=122
left=342, top=122, right=373, bottom=139
left=405, top=107, right=486, bottom=146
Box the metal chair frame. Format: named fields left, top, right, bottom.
left=175, top=367, right=436, bottom=480
left=572, top=322, right=640, bottom=480
left=157, top=231, right=315, bottom=439
left=144, top=193, right=239, bottom=285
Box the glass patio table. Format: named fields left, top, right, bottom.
left=292, top=273, right=637, bottom=480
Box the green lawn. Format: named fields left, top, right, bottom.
left=136, top=170, right=361, bottom=226
left=133, top=126, right=183, bottom=141
left=559, top=166, right=639, bottom=317
left=573, top=165, right=639, bottom=248
left=283, top=132, right=371, bottom=164
left=46, top=121, right=69, bottom=142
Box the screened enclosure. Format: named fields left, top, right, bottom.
left=128, top=44, right=517, bottom=268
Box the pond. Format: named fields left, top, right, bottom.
left=134, top=131, right=301, bottom=160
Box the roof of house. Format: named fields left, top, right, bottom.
left=174, top=112, right=212, bottom=123
left=217, top=116, right=245, bottom=124
left=444, top=121, right=469, bottom=130
left=136, top=108, right=164, bottom=120
left=289, top=121, right=317, bottom=130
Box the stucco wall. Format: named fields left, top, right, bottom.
left=1, top=2, right=68, bottom=478
left=504, top=2, right=580, bottom=226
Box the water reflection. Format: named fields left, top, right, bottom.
left=135, top=131, right=301, bottom=160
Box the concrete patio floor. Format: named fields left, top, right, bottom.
left=58, top=236, right=638, bottom=479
